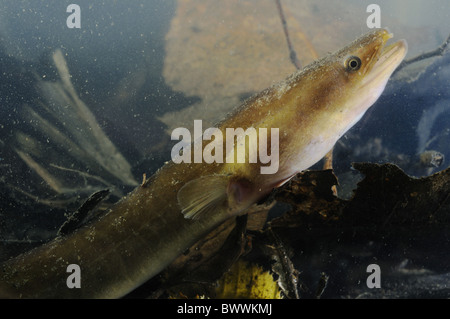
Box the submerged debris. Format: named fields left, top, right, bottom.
left=419, top=150, right=445, bottom=169
left=131, top=163, right=449, bottom=298
left=11, top=50, right=138, bottom=203
left=28, top=50, right=138, bottom=189
left=57, top=189, right=110, bottom=236
left=1, top=49, right=138, bottom=250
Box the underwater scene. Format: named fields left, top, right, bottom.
left=0, top=0, right=449, bottom=300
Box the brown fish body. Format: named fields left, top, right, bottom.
left=0, top=161, right=229, bottom=298
left=0, top=29, right=407, bottom=298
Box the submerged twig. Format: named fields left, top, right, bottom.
left=395, top=32, right=450, bottom=74
left=50, top=164, right=112, bottom=189
left=267, top=228, right=300, bottom=299
left=7, top=185, right=81, bottom=208
left=58, top=189, right=110, bottom=236
left=275, top=0, right=301, bottom=70
left=315, top=272, right=329, bottom=299
left=14, top=147, right=65, bottom=194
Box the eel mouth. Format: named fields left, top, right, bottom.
left=378, top=37, right=408, bottom=72
left=363, top=35, right=408, bottom=87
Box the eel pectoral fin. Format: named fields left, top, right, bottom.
left=178, top=175, right=229, bottom=220
left=178, top=175, right=254, bottom=220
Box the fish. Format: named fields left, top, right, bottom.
left=0, top=28, right=407, bottom=298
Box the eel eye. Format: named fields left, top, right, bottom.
left=345, top=56, right=362, bottom=72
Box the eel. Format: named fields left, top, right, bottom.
left=0, top=28, right=407, bottom=298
